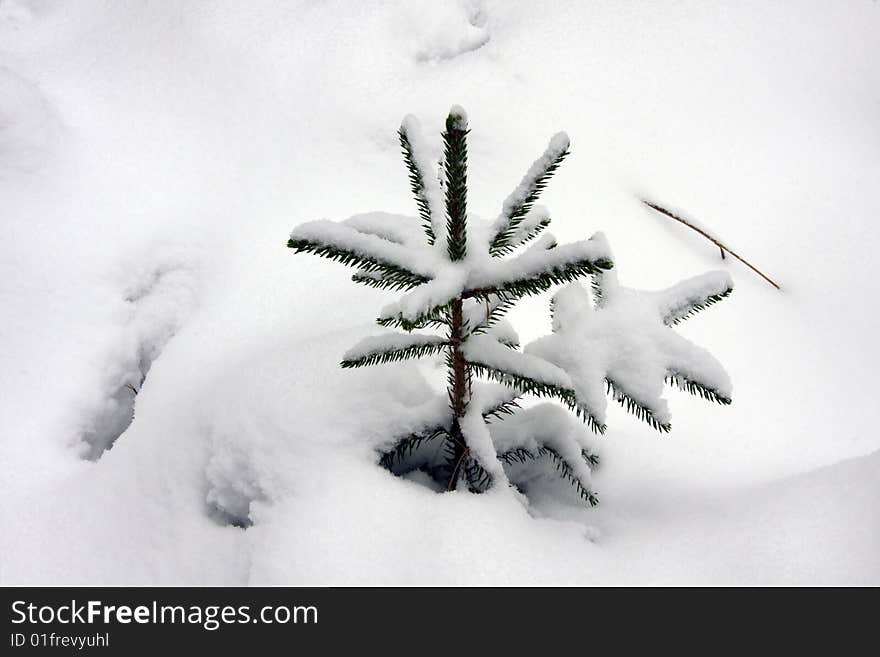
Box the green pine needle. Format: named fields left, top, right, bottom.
left=287, top=237, right=424, bottom=284
left=377, top=306, right=449, bottom=331
left=341, top=339, right=449, bottom=368
left=464, top=257, right=614, bottom=300
left=666, top=373, right=732, bottom=405
left=398, top=127, right=436, bottom=244
left=467, top=360, right=606, bottom=435
left=663, top=288, right=733, bottom=325
left=443, top=113, right=469, bottom=262
left=489, top=148, right=568, bottom=256
left=352, top=266, right=429, bottom=292
left=489, top=217, right=553, bottom=257
left=467, top=293, right=522, bottom=337
left=499, top=445, right=598, bottom=506
left=606, top=378, right=671, bottom=433
left=481, top=395, right=522, bottom=423
left=379, top=427, right=447, bottom=471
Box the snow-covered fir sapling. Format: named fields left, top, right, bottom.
left=287, top=106, right=734, bottom=504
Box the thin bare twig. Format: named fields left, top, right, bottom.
left=447, top=447, right=470, bottom=491
left=642, top=200, right=781, bottom=290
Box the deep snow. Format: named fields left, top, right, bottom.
left=1, top=0, right=878, bottom=585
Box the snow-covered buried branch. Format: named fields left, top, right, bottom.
left=642, top=199, right=781, bottom=290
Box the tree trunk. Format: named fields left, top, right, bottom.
left=446, top=298, right=469, bottom=490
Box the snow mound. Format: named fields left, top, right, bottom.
left=0, top=67, right=60, bottom=175
left=394, top=0, right=491, bottom=64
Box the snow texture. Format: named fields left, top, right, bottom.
left=485, top=318, right=519, bottom=347
left=464, top=334, right=572, bottom=390
left=447, top=104, right=469, bottom=131
left=2, top=0, right=878, bottom=585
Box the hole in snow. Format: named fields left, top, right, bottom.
left=204, top=444, right=266, bottom=529
left=206, top=502, right=255, bottom=530
left=79, top=370, right=143, bottom=461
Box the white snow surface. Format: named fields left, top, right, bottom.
left=1, top=0, right=879, bottom=585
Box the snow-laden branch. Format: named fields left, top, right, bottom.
left=489, top=132, right=569, bottom=255
left=378, top=268, right=468, bottom=327
left=460, top=334, right=606, bottom=432
left=341, top=332, right=449, bottom=368
left=466, top=232, right=613, bottom=298
left=463, top=334, right=572, bottom=390
left=651, top=271, right=733, bottom=325
left=491, top=403, right=599, bottom=505
left=289, top=219, right=437, bottom=278
left=528, top=274, right=733, bottom=434
left=400, top=115, right=446, bottom=246
left=490, top=205, right=552, bottom=256
left=462, top=294, right=515, bottom=335
left=344, top=212, right=426, bottom=248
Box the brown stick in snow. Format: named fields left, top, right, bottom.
left=641, top=200, right=781, bottom=290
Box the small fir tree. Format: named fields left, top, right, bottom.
left=288, top=106, right=733, bottom=504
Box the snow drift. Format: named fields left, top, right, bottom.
left=1, top=0, right=878, bottom=585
